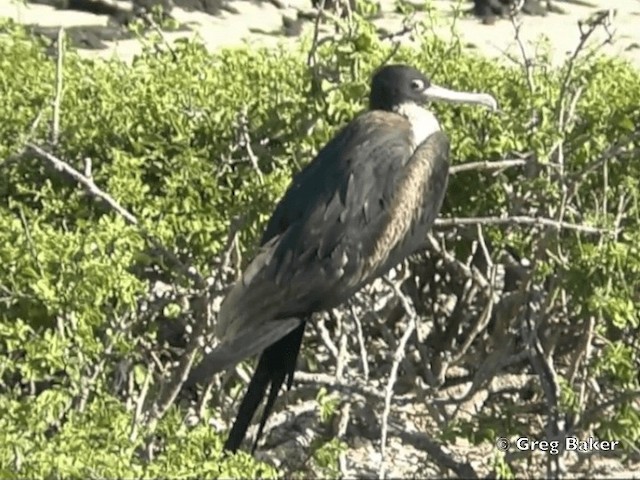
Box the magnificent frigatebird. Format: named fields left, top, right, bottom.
left=185, top=64, right=498, bottom=453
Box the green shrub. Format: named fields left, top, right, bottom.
left=0, top=8, right=638, bottom=478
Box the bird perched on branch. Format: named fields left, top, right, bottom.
left=185, top=64, right=498, bottom=453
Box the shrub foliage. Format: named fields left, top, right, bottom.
left=0, top=8, right=639, bottom=478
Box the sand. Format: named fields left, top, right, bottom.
left=1, top=0, right=639, bottom=67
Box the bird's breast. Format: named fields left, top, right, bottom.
left=364, top=141, right=440, bottom=273
left=394, top=102, right=441, bottom=150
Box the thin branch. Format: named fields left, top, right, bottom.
left=378, top=278, right=417, bottom=480
left=555, top=9, right=615, bottom=118
left=337, top=402, right=350, bottom=478
left=378, top=17, right=417, bottom=66
left=521, top=289, right=565, bottom=479
left=350, top=304, right=370, bottom=380
left=84, top=157, right=93, bottom=180
left=567, top=314, right=595, bottom=431
left=577, top=389, right=640, bottom=430
left=426, top=234, right=492, bottom=294
left=435, top=215, right=608, bottom=234
left=334, top=311, right=349, bottom=379
left=130, top=363, right=155, bottom=442
left=378, top=21, right=415, bottom=41
left=142, top=12, right=178, bottom=62
left=237, top=107, right=264, bottom=184
left=145, top=328, right=204, bottom=429
left=52, top=27, right=64, bottom=145
left=295, top=372, right=386, bottom=402
left=1, top=107, right=45, bottom=170
left=450, top=297, right=494, bottom=366
left=306, top=0, right=326, bottom=70
left=17, top=205, right=44, bottom=276
left=509, top=13, right=535, bottom=95
left=28, top=143, right=137, bottom=224
left=449, top=158, right=526, bottom=175
left=314, top=316, right=339, bottom=360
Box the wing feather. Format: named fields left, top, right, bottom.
left=214, top=111, right=450, bottom=359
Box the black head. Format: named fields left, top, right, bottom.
left=369, top=64, right=431, bottom=111
left=368, top=64, right=498, bottom=112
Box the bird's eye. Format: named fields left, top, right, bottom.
left=410, top=79, right=425, bottom=91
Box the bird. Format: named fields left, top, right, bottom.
left=184, top=64, right=498, bottom=454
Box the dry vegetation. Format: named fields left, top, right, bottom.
left=1, top=4, right=639, bottom=478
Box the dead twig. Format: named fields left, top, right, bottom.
left=378, top=277, right=417, bottom=479
left=145, top=302, right=209, bottom=430
left=130, top=363, right=155, bottom=442
left=392, top=428, right=478, bottom=478
left=435, top=215, right=609, bottom=235
left=295, top=372, right=386, bottom=402
left=307, top=0, right=326, bottom=70
left=27, top=143, right=138, bottom=224
left=237, top=107, right=264, bottom=184
left=520, top=284, right=565, bottom=479
left=350, top=304, right=370, bottom=380
left=426, top=234, right=492, bottom=294
left=449, top=158, right=526, bottom=175
left=52, top=27, right=64, bottom=145
left=313, top=315, right=340, bottom=360
left=555, top=9, right=615, bottom=118
left=142, top=12, right=178, bottom=62
left=509, top=13, right=535, bottom=95
left=17, top=205, right=44, bottom=277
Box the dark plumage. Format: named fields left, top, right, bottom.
left=185, top=64, right=497, bottom=453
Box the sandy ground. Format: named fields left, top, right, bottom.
left=1, top=0, right=640, bottom=67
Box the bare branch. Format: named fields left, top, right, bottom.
left=520, top=287, right=566, bottom=479
left=350, top=304, right=370, bottom=380
left=426, top=234, right=492, bottom=294
left=237, top=107, right=264, bottom=184
left=334, top=311, right=349, bottom=379
left=435, top=215, right=608, bottom=234
left=314, top=315, right=339, bottom=360
left=378, top=277, right=417, bottom=479
left=509, top=13, right=535, bottom=94
left=449, top=158, right=526, bottom=175
left=17, top=205, right=44, bottom=276
left=306, top=0, right=326, bottom=70
left=295, top=372, right=386, bottom=402
left=27, top=143, right=138, bottom=224
left=145, top=330, right=204, bottom=429
left=130, top=363, right=155, bottom=442
left=142, top=12, right=178, bottom=62
left=52, top=27, right=64, bottom=145
left=577, top=389, right=640, bottom=430
left=556, top=9, right=616, bottom=118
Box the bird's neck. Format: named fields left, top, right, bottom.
left=393, top=102, right=441, bottom=149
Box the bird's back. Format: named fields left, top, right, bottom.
left=216, top=110, right=450, bottom=345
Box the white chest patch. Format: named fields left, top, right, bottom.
left=395, top=102, right=441, bottom=149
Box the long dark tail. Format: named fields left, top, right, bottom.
left=223, top=321, right=307, bottom=453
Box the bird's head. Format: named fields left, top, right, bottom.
left=369, top=64, right=498, bottom=113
